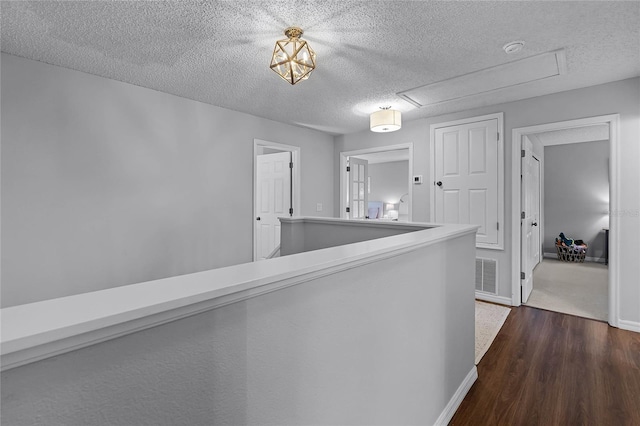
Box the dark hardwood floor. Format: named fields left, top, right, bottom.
left=451, top=306, right=640, bottom=426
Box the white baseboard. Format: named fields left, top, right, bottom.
left=475, top=292, right=513, bottom=306
left=434, top=366, right=478, bottom=426
left=618, top=319, right=640, bottom=333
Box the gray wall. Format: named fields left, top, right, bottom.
left=1, top=53, right=334, bottom=307
left=280, top=218, right=426, bottom=255
left=335, top=77, right=640, bottom=325
left=368, top=160, right=409, bottom=205
left=1, top=232, right=476, bottom=426
left=544, top=141, right=609, bottom=261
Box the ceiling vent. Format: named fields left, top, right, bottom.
left=398, top=49, right=567, bottom=108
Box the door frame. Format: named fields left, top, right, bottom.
left=339, top=143, right=414, bottom=221
left=253, top=139, right=301, bottom=261
left=511, top=114, right=620, bottom=327
left=429, top=112, right=505, bottom=250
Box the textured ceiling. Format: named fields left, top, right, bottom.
left=2, top=1, right=639, bottom=135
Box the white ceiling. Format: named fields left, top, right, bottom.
left=2, top=1, right=639, bottom=135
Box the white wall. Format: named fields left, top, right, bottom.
left=1, top=53, right=334, bottom=307
left=335, top=77, right=640, bottom=325
left=0, top=231, right=476, bottom=426
left=544, top=140, right=610, bottom=260
left=368, top=160, right=409, bottom=205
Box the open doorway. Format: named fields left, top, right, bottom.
left=523, top=129, right=610, bottom=321
left=253, top=139, right=300, bottom=261
left=512, top=115, right=620, bottom=326
left=339, top=144, right=413, bottom=222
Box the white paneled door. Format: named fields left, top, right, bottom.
left=434, top=118, right=499, bottom=246
left=256, top=151, right=291, bottom=260
left=348, top=157, right=368, bottom=219
left=520, top=139, right=541, bottom=303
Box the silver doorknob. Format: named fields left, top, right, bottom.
left=436, top=181, right=443, bottom=187
left=256, top=217, right=261, bottom=221
left=532, top=222, right=538, bottom=226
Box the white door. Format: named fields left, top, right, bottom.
left=520, top=139, right=541, bottom=303
left=256, top=151, right=291, bottom=260
left=349, top=157, right=368, bottom=219
left=434, top=118, right=499, bottom=245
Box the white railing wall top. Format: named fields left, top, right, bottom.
left=1, top=218, right=478, bottom=371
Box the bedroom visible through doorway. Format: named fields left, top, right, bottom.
left=523, top=130, right=610, bottom=321
left=512, top=115, right=619, bottom=326
left=339, top=144, right=413, bottom=222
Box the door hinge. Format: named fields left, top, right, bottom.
left=497, top=222, right=499, bottom=231
left=521, top=272, right=525, bottom=280
left=289, top=162, right=293, bottom=169
left=346, top=207, right=350, bottom=213
left=346, top=166, right=350, bottom=172
left=289, top=208, right=293, bottom=216
left=497, top=132, right=500, bottom=141
left=521, top=149, right=525, bottom=157
left=521, top=211, right=525, bottom=219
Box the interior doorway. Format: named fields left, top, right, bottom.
left=512, top=115, right=620, bottom=327
left=522, top=130, right=610, bottom=321
left=339, top=144, right=413, bottom=222
left=253, top=139, right=300, bottom=261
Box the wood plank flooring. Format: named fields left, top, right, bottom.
left=450, top=306, right=640, bottom=426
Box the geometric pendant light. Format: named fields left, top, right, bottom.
left=370, top=106, right=402, bottom=132
left=270, top=27, right=316, bottom=85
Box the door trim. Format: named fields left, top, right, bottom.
left=339, top=143, right=414, bottom=221
left=429, top=112, right=505, bottom=250
left=511, top=114, right=620, bottom=328
left=253, top=139, right=301, bottom=261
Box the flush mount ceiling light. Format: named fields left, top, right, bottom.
left=370, top=107, right=402, bottom=133
left=503, top=41, right=525, bottom=54
left=270, top=27, right=316, bottom=85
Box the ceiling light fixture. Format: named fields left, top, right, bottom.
left=270, top=27, right=316, bottom=85
left=370, top=107, right=402, bottom=133
left=503, top=41, right=525, bottom=54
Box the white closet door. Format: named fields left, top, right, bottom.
left=434, top=118, right=499, bottom=245
left=256, top=151, right=291, bottom=259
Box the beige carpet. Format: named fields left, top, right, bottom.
left=525, top=259, right=607, bottom=321
left=475, top=301, right=511, bottom=365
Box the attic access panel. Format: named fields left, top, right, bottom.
left=398, top=50, right=567, bottom=107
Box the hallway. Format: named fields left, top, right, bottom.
left=451, top=306, right=640, bottom=425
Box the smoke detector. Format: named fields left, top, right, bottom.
left=503, top=41, right=525, bottom=54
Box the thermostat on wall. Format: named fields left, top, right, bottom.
left=413, top=175, right=423, bottom=184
